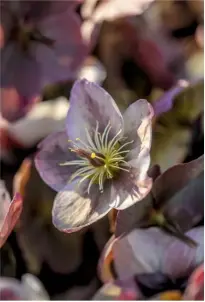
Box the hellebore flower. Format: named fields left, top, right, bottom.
left=94, top=264, right=204, bottom=301
left=35, top=79, right=153, bottom=232
left=1, top=0, right=87, bottom=121
left=97, top=158, right=204, bottom=293
left=98, top=226, right=203, bottom=291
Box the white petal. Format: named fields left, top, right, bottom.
left=66, top=79, right=123, bottom=148
left=113, top=227, right=170, bottom=280
left=123, top=99, right=153, bottom=148
left=162, top=227, right=204, bottom=279
left=52, top=180, right=112, bottom=232
left=110, top=169, right=152, bottom=210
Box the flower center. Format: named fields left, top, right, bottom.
left=60, top=122, right=134, bottom=193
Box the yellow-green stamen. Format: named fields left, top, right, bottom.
left=60, top=121, right=133, bottom=193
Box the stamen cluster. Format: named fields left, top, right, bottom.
left=61, top=122, right=133, bottom=193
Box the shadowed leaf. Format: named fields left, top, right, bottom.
left=116, top=155, right=203, bottom=236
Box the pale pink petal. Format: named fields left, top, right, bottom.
left=52, top=180, right=112, bottom=232
left=35, top=130, right=78, bottom=192
left=0, top=193, right=23, bottom=246
left=123, top=99, right=153, bottom=148
left=0, top=181, right=23, bottom=248
left=110, top=168, right=152, bottom=210
left=162, top=227, right=204, bottom=279
left=123, top=100, right=153, bottom=189
left=112, top=108, right=153, bottom=209
left=113, top=227, right=203, bottom=281
left=128, top=147, right=151, bottom=185
left=66, top=79, right=123, bottom=146
left=113, top=227, right=171, bottom=280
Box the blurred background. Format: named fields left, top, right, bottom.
left=0, top=0, right=204, bottom=299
